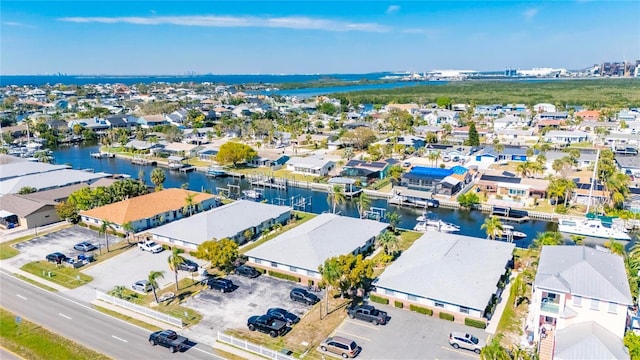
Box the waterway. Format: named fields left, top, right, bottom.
left=53, top=145, right=558, bottom=247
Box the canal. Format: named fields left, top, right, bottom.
left=53, top=145, right=558, bottom=247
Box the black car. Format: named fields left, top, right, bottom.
left=45, top=252, right=68, bottom=264
left=290, top=288, right=320, bottom=305
left=73, top=241, right=98, bottom=252
left=235, top=265, right=260, bottom=278
left=267, top=308, right=300, bottom=325
left=207, top=278, right=234, bottom=293
left=177, top=259, right=199, bottom=272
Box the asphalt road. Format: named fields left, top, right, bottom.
left=0, top=270, right=225, bottom=360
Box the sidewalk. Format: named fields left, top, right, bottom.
left=0, top=262, right=69, bottom=292
left=485, top=271, right=516, bottom=335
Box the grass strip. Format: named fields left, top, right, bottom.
left=20, top=261, right=93, bottom=289
left=13, top=274, right=58, bottom=292
left=93, top=306, right=162, bottom=332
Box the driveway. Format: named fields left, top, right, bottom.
left=325, top=305, right=486, bottom=360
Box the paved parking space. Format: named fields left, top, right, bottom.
left=184, top=275, right=321, bottom=338
left=328, top=305, right=484, bottom=360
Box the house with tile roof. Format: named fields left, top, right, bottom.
left=79, top=188, right=218, bottom=233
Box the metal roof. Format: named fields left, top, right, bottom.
left=554, top=322, right=629, bottom=360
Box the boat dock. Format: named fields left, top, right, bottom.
left=131, top=157, right=156, bottom=166
left=179, top=166, right=196, bottom=173
left=247, top=175, right=288, bottom=190
left=90, top=152, right=115, bottom=159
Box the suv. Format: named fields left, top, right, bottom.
left=46, top=252, right=68, bottom=264
left=206, top=278, right=234, bottom=293
left=290, top=288, right=320, bottom=305
left=73, top=241, right=98, bottom=252
left=267, top=308, right=300, bottom=326
left=235, top=265, right=260, bottom=278
left=177, top=259, right=198, bottom=272
left=132, top=280, right=153, bottom=292
left=320, top=336, right=361, bottom=358
left=449, top=332, right=485, bottom=354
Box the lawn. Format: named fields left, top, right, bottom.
left=0, top=307, right=110, bottom=360
left=20, top=261, right=93, bottom=289
left=371, top=230, right=423, bottom=277
left=13, top=274, right=59, bottom=292
left=240, top=211, right=316, bottom=254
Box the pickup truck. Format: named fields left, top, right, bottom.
left=138, top=240, right=164, bottom=253
left=247, top=315, right=287, bottom=338
left=148, top=330, right=189, bottom=353
left=346, top=304, right=388, bottom=325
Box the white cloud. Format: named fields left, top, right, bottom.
left=402, top=28, right=441, bottom=38
left=523, top=8, right=539, bottom=21
left=57, top=15, right=390, bottom=32
left=3, top=21, right=36, bottom=29
left=386, top=5, right=400, bottom=15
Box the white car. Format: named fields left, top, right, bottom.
left=132, top=280, right=153, bottom=292
left=138, top=240, right=164, bottom=253
left=449, top=332, right=485, bottom=354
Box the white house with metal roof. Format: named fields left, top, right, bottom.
left=0, top=154, right=70, bottom=181
left=553, top=322, right=629, bottom=360
left=286, top=155, right=335, bottom=176
left=245, top=213, right=388, bottom=284
left=373, top=233, right=514, bottom=320
left=530, top=246, right=632, bottom=343
left=148, top=200, right=291, bottom=249
left=0, top=169, right=110, bottom=195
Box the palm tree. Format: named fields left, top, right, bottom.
left=427, top=150, right=441, bottom=167
left=604, top=239, right=625, bottom=256
left=552, top=158, right=566, bottom=175
left=530, top=231, right=564, bottom=249
left=111, top=285, right=126, bottom=299
left=122, top=221, right=134, bottom=245
left=386, top=211, right=401, bottom=233
left=509, top=275, right=527, bottom=307
left=327, top=185, right=346, bottom=214
left=516, top=161, right=534, bottom=178
left=150, top=168, right=166, bottom=191
left=376, top=230, right=400, bottom=256
left=569, top=234, right=585, bottom=245
left=167, top=247, right=186, bottom=291
left=481, top=216, right=504, bottom=241
left=318, top=260, right=342, bottom=318
left=356, top=192, right=371, bottom=219
left=98, top=220, right=115, bottom=253
left=137, top=169, right=145, bottom=186
left=148, top=270, right=165, bottom=304
left=183, top=192, right=196, bottom=216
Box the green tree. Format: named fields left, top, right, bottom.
left=376, top=230, right=400, bottom=255
left=481, top=216, right=504, bottom=241
left=122, top=221, right=135, bottom=244
left=55, top=201, right=79, bottom=223
left=318, top=253, right=374, bottom=298
left=427, top=150, right=442, bottom=167
left=183, top=192, right=196, bottom=216
left=356, top=192, right=371, bottom=219
left=387, top=165, right=404, bottom=183
left=150, top=168, right=166, bottom=191
left=457, top=192, right=480, bottom=209
left=386, top=211, right=401, bottom=233
left=625, top=332, right=640, bottom=360
left=467, top=122, right=480, bottom=146
left=18, top=186, right=37, bottom=194
left=215, top=142, right=257, bottom=167
left=98, top=220, right=115, bottom=253
left=148, top=270, right=165, bottom=304
left=530, top=231, right=564, bottom=249
left=167, top=247, right=186, bottom=291
left=480, top=337, right=511, bottom=360
left=510, top=275, right=528, bottom=307
left=327, top=185, right=346, bottom=214
left=516, top=161, right=534, bottom=178
left=194, top=238, right=239, bottom=272
left=604, top=239, right=625, bottom=256
left=436, top=96, right=452, bottom=109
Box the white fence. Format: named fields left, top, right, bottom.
left=217, top=331, right=295, bottom=360
left=95, top=290, right=183, bottom=328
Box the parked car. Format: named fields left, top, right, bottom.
left=320, top=336, right=361, bottom=358
left=45, top=252, right=68, bottom=264
left=290, top=288, right=320, bottom=305
left=247, top=315, right=287, bottom=338
left=267, top=308, right=300, bottom=326
left=138, top=240, right=164, bottom=253
left=346, top=304, right=388, bottom=325
left=206, top=278, right=234, bottom=293
left=177, top=259, right=198, bottom=272
left=449, top=332, right=485, bottom=354
left=132, top=280, right=153, bottom=292
left=73, top=241, right=98, bottom=252
left=148, top=329, right=189, bottom=353
left=235, top=265, right=260, bottom=278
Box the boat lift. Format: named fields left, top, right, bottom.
left=362, top=207, right=387, bottom=221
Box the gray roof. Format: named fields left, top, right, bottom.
left=0, top=169, right=110, bottom=195
left=0, top=194, right=57, bottom=217
left=545, top=130, right=589, bottom=138
left=375, top=233, right=514, bottom=311
left=149, top=200, right=291, bottom=245
left=554, top=322, right=629, bottom=360
left=616, top=156, right=640, bottom=169
left=246, top=213, right=387, bottom=272
left=287, top=155, right=334, bottom=170
left=22, top=183, right=88, bottom=202
left=0, top=155, right=69, bottom=181
left=535, top=246, right=632, bottom=304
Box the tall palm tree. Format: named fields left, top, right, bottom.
left=481, top=216, right=504, bottom=241
left=386, top=211, right=401, bottom=233
left=516, top=161, right=533, bottom=178
left=318, top=259, right=342, bottom=318
left=98, top=220, right=115, bottom=253
left=376, top=230, right=400, bottom=255
left=356, top=192, right=371, bottom=219
left=427, top=150, right=441, bottom=167
left=148, top=270, right=165, bottom=304
left=327, top=185, right=346, bottom=214
left=530, top=231, right=564, bottom=249
left=167, top=247, right=186, bottom=291
left=122, top=221, right=134, bottom=245
left=150, top=168, right=166, bottom=191
left=183, top=192, right=196, bottom=216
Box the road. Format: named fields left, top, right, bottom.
left=0, top=270, right=225, bottom=360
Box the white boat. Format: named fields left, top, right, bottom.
left=242, top=189, right=263, bottom=200
left=497, top=225, right=527, bottom=240
left=558, top=217, right=631, bottom=241
left=206, top=165, right=227, bottom=178
left=413, top=218, right=460, bottom=233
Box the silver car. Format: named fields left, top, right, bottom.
left=449, top=331, right=485, bottom=354
left=132, top=280, right=152, bottom=292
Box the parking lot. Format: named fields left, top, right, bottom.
left=327, top=305, right=484, bottom=360
left=184, top=274, right=320, bottom=340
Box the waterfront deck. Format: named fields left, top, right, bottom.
left=131, top=157, right=156, bottom=165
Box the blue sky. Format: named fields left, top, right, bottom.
left=2, top=1, right=639, bottom=75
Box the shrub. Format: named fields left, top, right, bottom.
left=369, top=294, right=389, bottom=305
left=394, top=300, right=403, bottom=308
left=162, top=244, right=171, bottom=250
left=409, top=304, right=433, bottom=316
left=465, top=318, right=487, bottom=329
left=267, top=270, right=300, bottom=283
left=371, top=178, right=391, bottom=190
left=439, top=312, right=455, bottom=321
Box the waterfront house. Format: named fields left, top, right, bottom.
left=162, top=142, right=199, bottom=158
left=625, top=189, right=640, bottom=213
left=571, top=178, right=610, bottom=206
left=543, top=130, right=590, bottom=145
left=286, top=155, right=335, bottom=176
left=529, top=246, right=632, bottom=354
left=105, top=115, right=137, bottom=129
left=79, top=189, right=217, bottom=233
left=148, top=200, right=291, bottom=250
left=373, top=232, right=514, bottom=321
left=476, top=170, right=548, bottom=205
left=245, top=213, right=387, bottom=285
left=340, top=159, right=390, bottom=184
left=399, top=166, right=462, bottom=196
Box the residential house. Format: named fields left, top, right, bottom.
left=545, top=150, right=598, bottom=171
left=530, top=246, right=632, bottom=348
left=286, top=155, right=335, bottom=176
left=451, top=126, right=490, bottom=143
left=538, top=112, right=569, bottom=120
left=492, top=115, right=529, bottom=130
left=553, top=322, right=629, bottom=360
left=572, top=178, right=610, bottom=206
left=375, top=136, right=425, bottom=151
left=0, top=194, right=60, bottom=229
left=340, top=159, right=390, bottom=184
left=423, top=109, right=459, bottom=126
left=105, top=115, right=137, bottom=129
left=137, top=114, right=167, bottom=128
left=535, top=119, right=565, bottom=130
left=148, top=200, right=291, bottom=250
left=0, top=169, right=110, bottom=195
left=385, top=103, right=420, bottom=114
left=543, top=130, right=590, bottom=145
left=476, top=170, right=549, bottom=203
left=534, top=103, right=557, bottom=113
left=625, top=188, right=640, bottom=213
left=399, top=166, right=463, bottom=196
left=0, top=154, right=69, bottom=181
left=496, top=129, right=537, bottom=145
left=574, top=110, right=601, bottom=121
left=245, top=213, right=387, bottom=285
left=474, top=104, right=504, bottom=118
left=79, top=189, right=217, bottom=233
left=374, top=232, right=514, bottom=321
left=617, top=109, right=640, bottom=122
left=615, top=155, right=640, bottom=177
left=165, top=109, right=188, bottom=126
left=162, top=142, right=200, bottom=158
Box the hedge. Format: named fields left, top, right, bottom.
left=267, top=270, right=300, bottom=283
left=371, top=178, right=391, bottom=190
left=409, top=304, right=433, bottom=316
left=394, top=300, right=403, bottom=309
left=439, top=312, right=455, bottom=321
left=464, top=318, right=487, bottom=329
left=369, top=294, right=389, bottom=305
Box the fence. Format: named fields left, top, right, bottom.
left=95, top=290, right=183, bottom=328
left=217, top=331, right=295, bottom=360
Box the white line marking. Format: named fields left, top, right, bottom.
left=440, top=346, right=478, bottom=358
left=111, top=335, right=128, bottom=343
left=58, top=313, right=72, bottom=320
left=193, top=347, right=226, bottom=359
left=16, top=294, right=27, bottom=300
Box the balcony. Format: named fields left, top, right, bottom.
left=540, top=301, right=559, bottom=314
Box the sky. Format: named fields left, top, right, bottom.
left=1, top=1, right=639, bottom=75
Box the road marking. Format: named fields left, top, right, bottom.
left=440, top=346, right=479, bottom=358
left=111, top=335, right=128, bottom=343
left=193, top=346, right=227, bottom=360
left=334, top=330, right=371, bottom=342
left=345, top=319, right=381, bottom=330
left=16, top=294, right=27, bottom=300
left=58, top=313, right=72, bottom=320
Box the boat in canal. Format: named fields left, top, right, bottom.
left=413, top=213, right=460, bottom=233
left=206, top=165, right=227, bottom=178
left=558, top=216, right=631, bottom=241
left=242, top=189, right=263, bottom=200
